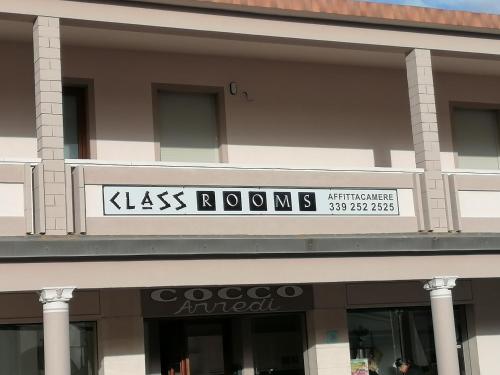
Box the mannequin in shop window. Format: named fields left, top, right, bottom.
left=367, top=349, right=382, bottom=375
left=394, top=358, right=424, bottom=375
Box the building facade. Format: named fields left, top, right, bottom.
left=0, top=1, right=499, bottom=375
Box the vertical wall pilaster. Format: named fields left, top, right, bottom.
left=307, top=284, right=351, bottom=375
left=405, top=49, right=448, bottom=232
left=99, top=289, right=147, bottom=375
left=33, top=16, right=67, bottom=235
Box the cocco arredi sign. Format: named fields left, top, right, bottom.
left=142, top=285, right=313, bottom=317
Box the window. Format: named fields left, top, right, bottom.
left=63, top=86, right=89, bottom=159
left=0, top=321, right=97, bottom=375
left=156, top=90, right=220, bottom=163
left=347, top=307, right=467, bottom=375
left=453, top=108, right=500, bottom=169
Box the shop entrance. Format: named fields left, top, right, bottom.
left=159, top=319, right=230, bottom=375
left=146, top=314, right=307, bottom=375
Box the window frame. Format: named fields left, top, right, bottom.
left=151, top=83, right=228, bottom=163
left=63, top=78, right=96, bottom=159
left=450, top=102, right=500, bottom=170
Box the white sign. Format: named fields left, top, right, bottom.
left=103, top=186, right=399, bottom=216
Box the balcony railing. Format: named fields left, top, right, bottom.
left=66, top=160, right=425, bottom=236
left=11, top=158, right=500, bottom=237
left=444, top=169, right=500, bottom=233
left=0, top=159, right=38, bottom=236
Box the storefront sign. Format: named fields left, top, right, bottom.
left=103, top=186, right=399, bottom=216
left=142, top=285, right=313, bottom=317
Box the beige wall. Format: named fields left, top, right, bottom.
left=309, top=284, right=351, bottom=375
left=1, top=255, right=500, bottom=292
left=0, top=42, right=36, bottom=159
left=3, top=42, right=500, bottom=171
left=62, top=46, right=416, bottom=168
left=99, top=289, right=146, bottom=375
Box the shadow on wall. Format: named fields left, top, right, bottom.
left=471, top=279, right=500, bottom=337
left=68, top=47, right=421, bottom=167
left=0, top=42, right=36, bottom=137
left=0, top=41, right=419, bottom=167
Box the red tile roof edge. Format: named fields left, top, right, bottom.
left=180, top=0, right=500, bottom=32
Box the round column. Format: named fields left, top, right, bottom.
left=423, top=276, right=460, bottom=375
left=39, top=287, right=75, bottom=375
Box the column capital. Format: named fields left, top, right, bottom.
left=423, top=276, right=458, bottom=291
left=39, top=287, right=76, bottom=304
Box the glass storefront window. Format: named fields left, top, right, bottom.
left=347, top=307, right=466, bottom=375
left=0, top=322, right=97, bottom=375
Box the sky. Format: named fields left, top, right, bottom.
left=355, top=0, right=500, bottom=14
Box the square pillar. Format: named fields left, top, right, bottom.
left=33, top=16, right=67, bottom=235
left=406, top=49, right=448, bottom=232
left=99, top=289, right=147, bottom=375
left=306, top=284, right=351, bottom=375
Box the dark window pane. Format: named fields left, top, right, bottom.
left=0, top=322, right=96, bottom=375
left=252, top=315, right=305, bottom=375
left=63, top=86, right=88, bottom=159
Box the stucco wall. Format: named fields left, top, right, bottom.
left=0, top=42, right=36, bottom=159
left=61, top=46, right=416, bottom=168
left=2, top=43, right=500, bottom=171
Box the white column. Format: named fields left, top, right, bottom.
left=39, top=287, right=75, bottom=375
left=423, top=276, right=460, bottom=375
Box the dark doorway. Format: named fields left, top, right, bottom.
left=147, top=314, right=307, bottom=375
left=159, top=319, right=232, bottom=375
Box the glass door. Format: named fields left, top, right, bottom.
left=251, top=315, right=305, bottom=375
left=159, top=321, right=188, bottom=375
left=185, top=322, right=227, bottom=375
left=159, top=319, right=233, bottom=375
